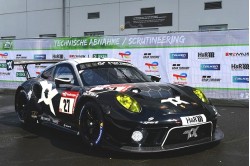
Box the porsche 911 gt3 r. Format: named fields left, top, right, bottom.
left=11, top=58, right=223, bottom=153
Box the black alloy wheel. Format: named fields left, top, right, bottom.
left=15, top=90, right=28, bottom=123
left=80, top=102, right=104, bottom=147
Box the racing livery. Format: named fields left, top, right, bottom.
left=11, top=58, right=223, bottom=152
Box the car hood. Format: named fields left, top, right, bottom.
left=85, top=82, right=204, bottom=114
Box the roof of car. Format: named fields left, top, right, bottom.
left=67, top=58, right=124, bottom=64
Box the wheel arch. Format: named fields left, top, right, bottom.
left=15, top=86, right=26, bottom=110
left=74, top=95, right=101, bottom=124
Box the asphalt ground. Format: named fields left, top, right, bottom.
left=0, top=94, right=248, bottom=166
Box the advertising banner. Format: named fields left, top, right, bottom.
left=0, top=30, right=248, bottom=99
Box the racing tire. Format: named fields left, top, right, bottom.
left=15, top=90, right=36, bottom=125
left=79, top=102, right=104, bottom=147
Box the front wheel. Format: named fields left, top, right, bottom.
left=79, top=102, right=104, bottom=147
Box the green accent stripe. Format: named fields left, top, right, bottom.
left=121, top=44, right=249, bottom=50
left=0, top=44, right=248, bottom=51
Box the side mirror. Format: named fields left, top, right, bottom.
left=150, top=75, right=161, bottom=82
left=41, top=72, right=48, bottom=79
left=55, top=78, right=71, bottom=85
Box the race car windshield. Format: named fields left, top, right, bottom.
left=80, top=65, right=151, bottom=86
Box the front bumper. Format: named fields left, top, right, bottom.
left=103, top=127, right=224, bottom=153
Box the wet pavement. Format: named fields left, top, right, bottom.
left=0, top=95, right=248, bottom=166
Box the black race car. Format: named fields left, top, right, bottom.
left=9, top=58, right=223, bottom=153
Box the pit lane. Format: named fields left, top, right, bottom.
left=0, top=94, right=248, bottom=166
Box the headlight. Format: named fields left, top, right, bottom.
left=193, top=89, right=209, bottom=104
left=116, top=94, right=141, bottom=113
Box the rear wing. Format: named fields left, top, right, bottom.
left=6, top=59, right=62, bottom=80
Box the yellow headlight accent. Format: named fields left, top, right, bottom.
left=116, top=94, right=141, bottom=113
left=193, top=89, right=209, bottom=103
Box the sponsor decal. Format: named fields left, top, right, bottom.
left=170, top=53, right=188, bottom=59
left=16, top=66, right=24, bottom=71
left=145, top=62, right=159, bottom=72
left=0, top=52, right=8, bottom=58
left=183, top=126, right=199, bottom=140
left=92, top=54, right=108, bottom=58
left=172, top=64, right=190, bottom=70
left=173, top=73, right=187, bottom=81
left=34, top=54, right=46, bottom=60
left=16, top=72, right=26, bottom=77
left=2, top=41, right=13, bottom=49
left=0, top=72, right=10, bottom=76
left=143, top=53, right=160, bottom=59
left=180, top=114, right=206, bottom=126
left=27, top=90, right=32, bottom=100
left=119, top=51, right=131, bottom=59
left=161, top=96, right=189, bottom=106
left=89, top=84, right=132, bottom=92
left=95, top=122, right=103, bottom=144
left=41, top=116, right=51, bottom=122
left=202, top=76, right=221, bottom=82
left=231, top=64, right=249, bottom=71
left=200, top=64, right=220, bottom=70
left=16, top=54, right=27, bottom=59
left=38, top=80, right=58, bottom=115
left=0, top=63, right=7, bottom=68
left=69, top=54, right=86, bottom=59
left=6, top=60, right=14, bottom=71
left=63, top=124, right=72, bottom=129
left=232, top=76, right=249, bottom=83
left=142, top=117, right=159, bottom=124
left=52, top=54, right=64, bottom=60
left=225, top=52, right=249, bottom=57
left=59, top=91, right=80, bottom=114
left=198, top=52, right=214, bottom=59
left=35, top=65, right=47, bottom=69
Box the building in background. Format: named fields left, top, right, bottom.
left=0, top=0, right=248, bottom=39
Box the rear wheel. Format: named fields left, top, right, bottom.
left=80, top=102, right=104, bottom=147
left=15, top=90, right=36, bottom=125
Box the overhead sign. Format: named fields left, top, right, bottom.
left=125, top=13, right=172, bottom=29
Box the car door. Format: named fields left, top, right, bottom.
left=51, top=63, right=82, bottom=124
